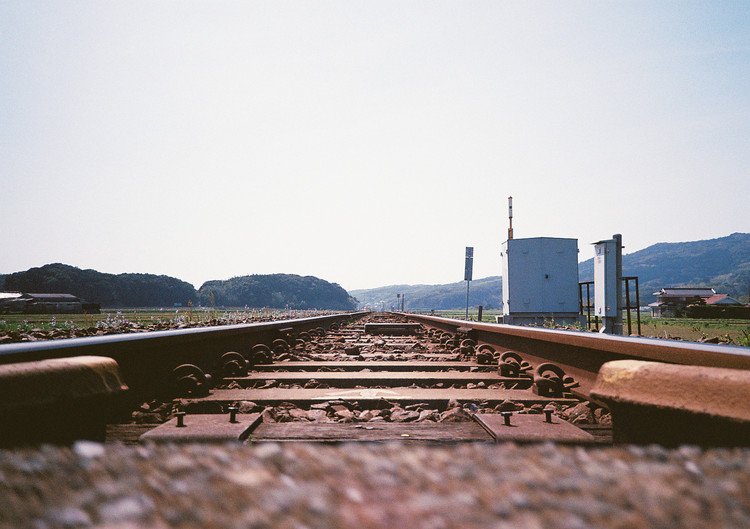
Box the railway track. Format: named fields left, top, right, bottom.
left=1, top=311, right=748, bottom=447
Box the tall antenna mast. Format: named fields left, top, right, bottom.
left=507, top=196, right=514, bottom=240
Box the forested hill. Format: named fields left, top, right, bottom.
left=578, top=232, right=750, bottom=303
left=1, top=263, right=197, bottom=308
left=198, top=274, right=357, bottom=310
left=1, top=264, right=358, bottom=310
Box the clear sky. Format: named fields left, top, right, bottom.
left=1, top=1, right=748, bottom=291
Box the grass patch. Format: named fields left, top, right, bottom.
left=0, top=308, right=324, bottom=334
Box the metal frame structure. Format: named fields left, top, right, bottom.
left=579, top=277, right=641, bottom=335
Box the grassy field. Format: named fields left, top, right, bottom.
left=2, top=308, right=748, bottom=347
left=0, top=308, right=313, bottom=333
left=427, top=309, right=750, bottom=346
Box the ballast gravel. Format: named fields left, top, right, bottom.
left=1, top=442, right=748, bottom=529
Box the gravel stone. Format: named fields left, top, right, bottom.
left=46, top=507, right=92, bottom=528
left=98, top=495, right=154, bottom=523
left=238, top=401, right=259, bottom=413
left=72, top=441, right=105, bottom=460
left=1, top=439, right=750, bottom=529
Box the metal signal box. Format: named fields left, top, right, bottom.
left=594, top=239, right=618, bottom=318
left=500, top=237, right=581, bottom=326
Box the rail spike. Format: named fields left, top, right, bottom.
left=476, top=344, right=497, bottom=365
left=459, top=339, right=477, bottom=355
left=533, top=363, right=578, bottom=398
left=272, top=339, right=290, bottom=354
left=220, top=351, right=249, bottom=378
left=499, top=351, right=532, bottom=378
left=250, top=344, right=273, bottom=365
left=172, top=364, right=212, bottom=397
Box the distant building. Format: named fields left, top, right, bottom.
left=0, top=292, right=100, bottom=314
left=648, top=288, right=742, bottom=318
left=703, top=294, right=744, bottom=306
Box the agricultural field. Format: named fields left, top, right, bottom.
left=0, top=308, right=340, bottom=344
left=2, top=308, right=748, bottom=347
left=637, top=315, right=750, bottom=345
left=429, top=309, right=750, bottom=347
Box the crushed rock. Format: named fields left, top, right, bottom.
left=1, top=443, right=748, bottom=529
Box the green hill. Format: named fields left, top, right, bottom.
left=1, top=263, right=197, bottom=308
left=1, top=264, right=358, bottom=310
left=198, top=274, right=357, bottom=310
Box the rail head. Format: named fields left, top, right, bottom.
left=400, top=313, right=750, bottom=370
left=0, top=312, right=369, bottom=365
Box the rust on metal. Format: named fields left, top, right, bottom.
left=226, top=371, right=532, bottom=388
left=140, top=413, right=262, bottom=443
left=403, top=313, right=750, bottom=398
left=0, top=355, right=128, bottom=408
left=248, top=421, right=493, bottom=442
left=0, top=356, right=129, bottom=446
left=591, top=360, right=750, bottom=446
left=473, top=413, right=596, bottom=444
left=252, top=361, right=495, bottom=371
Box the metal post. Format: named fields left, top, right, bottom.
left=613, top=234, right=624, bottom=335
left=625, top=278, right=632, bottom=335
left=464, top=246, right=473, bottom=320
left=586, top=283, right=593, bottom=330
left=465, top=280, right=470, bottom=320
left=635, top=276, right=641, bottom=336
left=478, top=305, right=483, bottom=322
left=578, top=283, right=583, bottom=316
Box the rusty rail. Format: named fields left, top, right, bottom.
left=0, top=312, right=368, bottom=397
left=399, top=313, right=750, bottom=398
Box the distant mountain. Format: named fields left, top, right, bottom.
left=2, top=263, right=197, bottom=308
left=579, top=232, right=750, bottom=304
left=351, top=233, right=750, bottom=309
left=198, top=274, right=357, bottom=310
left=349, top=276, right=502, bottom=311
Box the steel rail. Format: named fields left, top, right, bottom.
left=0, top=312, right=368, bottom=395
left=400, top=313, right=750, bottom=397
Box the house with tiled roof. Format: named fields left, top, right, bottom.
left=649, top=288, right=743, bottom=318
left=703, top=294, right=744, bottom=306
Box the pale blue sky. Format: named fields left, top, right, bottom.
left=1, top=1, right=748, bottom=290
